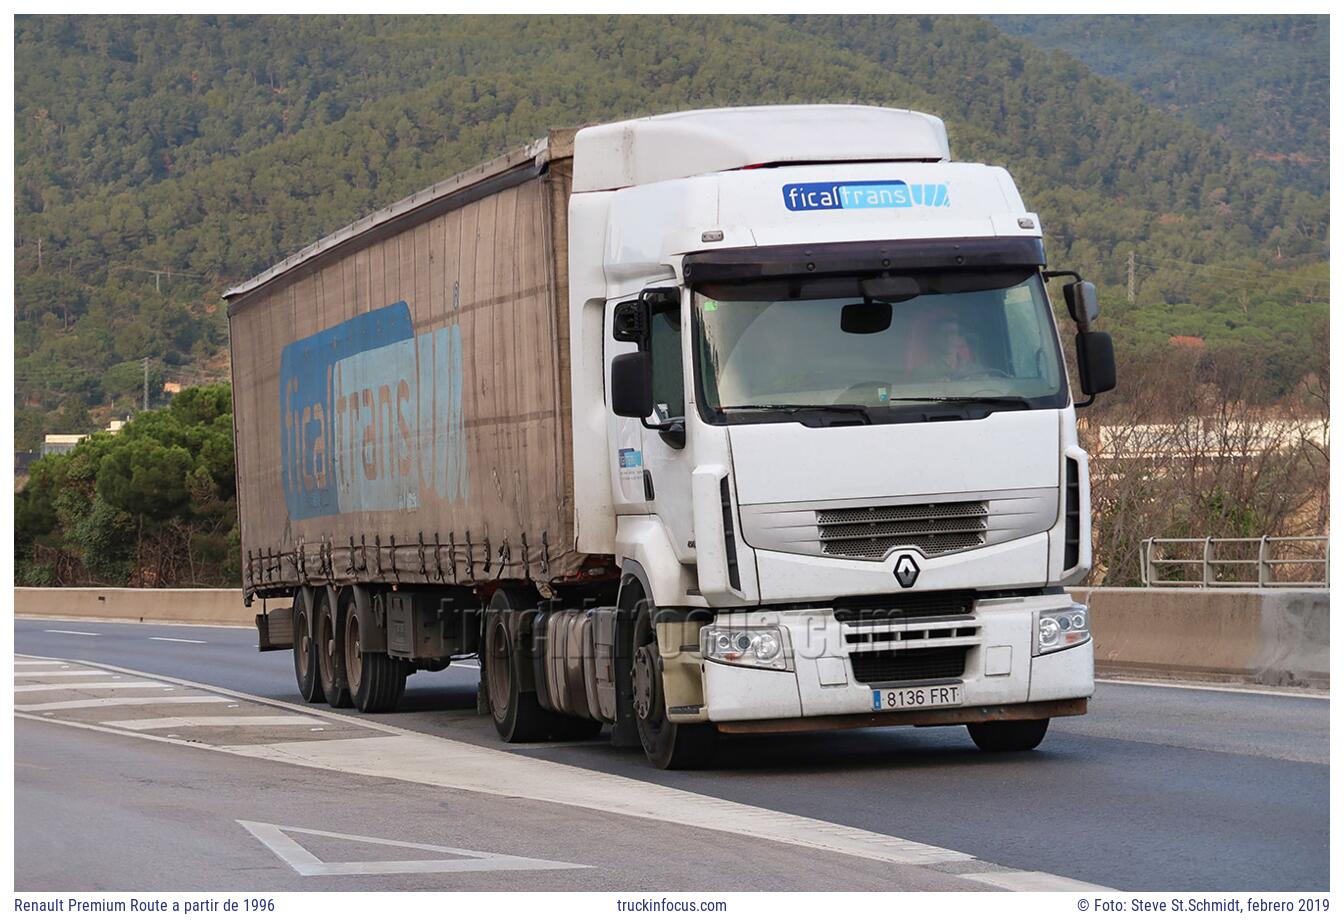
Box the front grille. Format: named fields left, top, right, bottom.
left=833, top=590, right=976, bottom=623
left=818, top=501, right=988, bottom=558
left=849, top=646, right=969, bottom=684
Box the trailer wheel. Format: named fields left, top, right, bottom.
left=967, top=718, right=1049, bottom=752
left=314, top=588, right=351, bottom=708
left=342, top=592, right=406, bottom=713
left=292, top=591, right=325, bottom=704
left=631, top=598, right=716, bottom=770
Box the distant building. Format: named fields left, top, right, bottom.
left=41, top=434, right=87, bottom=457
left=40, top=418, right=128, bottom=457
left=163, top=381, right=183, bottom=394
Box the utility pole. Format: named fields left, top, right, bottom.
left=143, top=357, right=150, bottom=411
left=1127, top=250, right=1136, bottom=304
left=36, top=236, right=42, bottom=271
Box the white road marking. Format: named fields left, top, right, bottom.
left=1096, top=677, right=1328, bottom=699
left=237, top=821, right=589, bottom=876
left=21, top=654, right=1109, bottom=892
left=14, top=659, right=64, bottom=667
left=15, top=695, right=230, bottom=713
left=960, top=870, right=1112, bottom=892
left=13, top=669, right=110, bottom=677
left=148, top=636, right=207, bottom=644
left=449, top=661, right=480, bottom=671
left=43, top=629, right=100, bottom=637
left=14, top=681, right=167, bottom=693
left=102, top=716, right=327, bottom=731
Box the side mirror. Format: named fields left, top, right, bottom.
left=1064, top=281, right=1100, bottom=325
left=613, top=300, right=649, bottom=346
left=1076, top=331, right=1116, bottom=397
left=611, top=351, right=654, bottom=419
left=841, top=300, right=893, bottom=335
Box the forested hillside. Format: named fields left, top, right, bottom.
left=14, top=15, right=1331, bottom=450
left=992, top=15, right=1329, bottom=194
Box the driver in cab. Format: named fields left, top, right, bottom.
left=910, top=313, right=978, bottom=380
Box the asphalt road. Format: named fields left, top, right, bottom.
left=14, top=617, right=1331, bottom=891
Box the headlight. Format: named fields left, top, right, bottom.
left=1034, top=604, right=1090, bottom=656
left=701, top=625, right=792, bottom=671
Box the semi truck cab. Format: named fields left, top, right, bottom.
left=566, top=106, right=1115, bottom=766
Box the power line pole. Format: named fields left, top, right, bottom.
left=1127, top=250, right=1136, bottom=304
left=143, top=357, right=150, bottom=411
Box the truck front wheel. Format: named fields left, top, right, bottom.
left=342, top=591, right=406, bottom=713
left=967, top=718, right=1049, bottom=752
left=631, top=601, right=716, bottom=770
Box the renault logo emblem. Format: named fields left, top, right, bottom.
left=894, top=554, right=920, bottom=589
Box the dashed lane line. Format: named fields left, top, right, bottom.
left=42, top=629, right=100, bottom=637
left=14, top=681, right=169, bottom=692
left=15, top=653, right=1110, bottom=892
left=15, top=695, right=230, bottom=713
left=149, top=637, right=207, bottom=645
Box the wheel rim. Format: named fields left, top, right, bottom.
left=344, top=609, right=363, bottom=695
left=296, top=610, right=312, bottom=681
left=316, top=602, right=335, bottom=687
left=485, top=619, right=512, bottom=723
left=633, top=643, right=660, bottom=722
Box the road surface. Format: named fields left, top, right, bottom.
left=14, top=617, right=1330, bottom=891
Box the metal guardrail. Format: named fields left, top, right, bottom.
left=1141, top=536, right=1329, bottom=588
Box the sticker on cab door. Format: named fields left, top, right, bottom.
left=618, top=448, right=643, bottom=478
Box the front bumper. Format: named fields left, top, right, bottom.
left=700, top=593, right=1094, bottom=724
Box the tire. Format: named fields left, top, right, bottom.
left=342, top=591, right=407, bottom=713
left=967, top=718, right=1049, bottom=752
left=292, top=591, right=325, bottom=704
left=314, top=588, right=351, bottom=708
left=484, top=587, right=599, bottom=742
left=630, top=597, right=716, bottom=770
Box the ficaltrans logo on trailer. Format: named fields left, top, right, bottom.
left=782, top=180, right=950, bottom=211
left=278, top=301, right=468, bottom=521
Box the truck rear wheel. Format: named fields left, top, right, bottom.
left=484, top=587, right=599, bottom=742
left=967, top=718, right=1049, bottom=752
left=292, top=591, right=325, bottom=704
left=342, top=592, right=407, bottom=713
left=631, top=600, right=716, bottom=770
left=314, top=588, right=351, bottom=708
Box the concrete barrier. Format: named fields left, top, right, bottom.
left=1070, top=587, right=1329, bottom=688
left=14, top=587, right=255, bottom=627
left=14, top=586, right=1330, bottom=687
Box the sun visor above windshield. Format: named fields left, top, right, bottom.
left=682, top=237, right=1047, bottom=286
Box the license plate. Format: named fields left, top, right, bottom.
left=871, top=684, right=961, bottom=711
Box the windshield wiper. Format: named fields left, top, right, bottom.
left=716, top=403, right=873, bottom=423
left=883, top=396, right=1032, bottom=408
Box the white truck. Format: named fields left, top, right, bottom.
left=227, top=105, right=1115, bottom=769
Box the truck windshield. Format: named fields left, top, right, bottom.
left=693, top=269, right=1068, bottom=423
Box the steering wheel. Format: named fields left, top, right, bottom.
left=834, top=381, right=890, bottom=404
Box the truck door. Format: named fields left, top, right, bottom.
left=641, top=289, right=696, bottom=564
left=604, top=289, right=696, bottom=564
